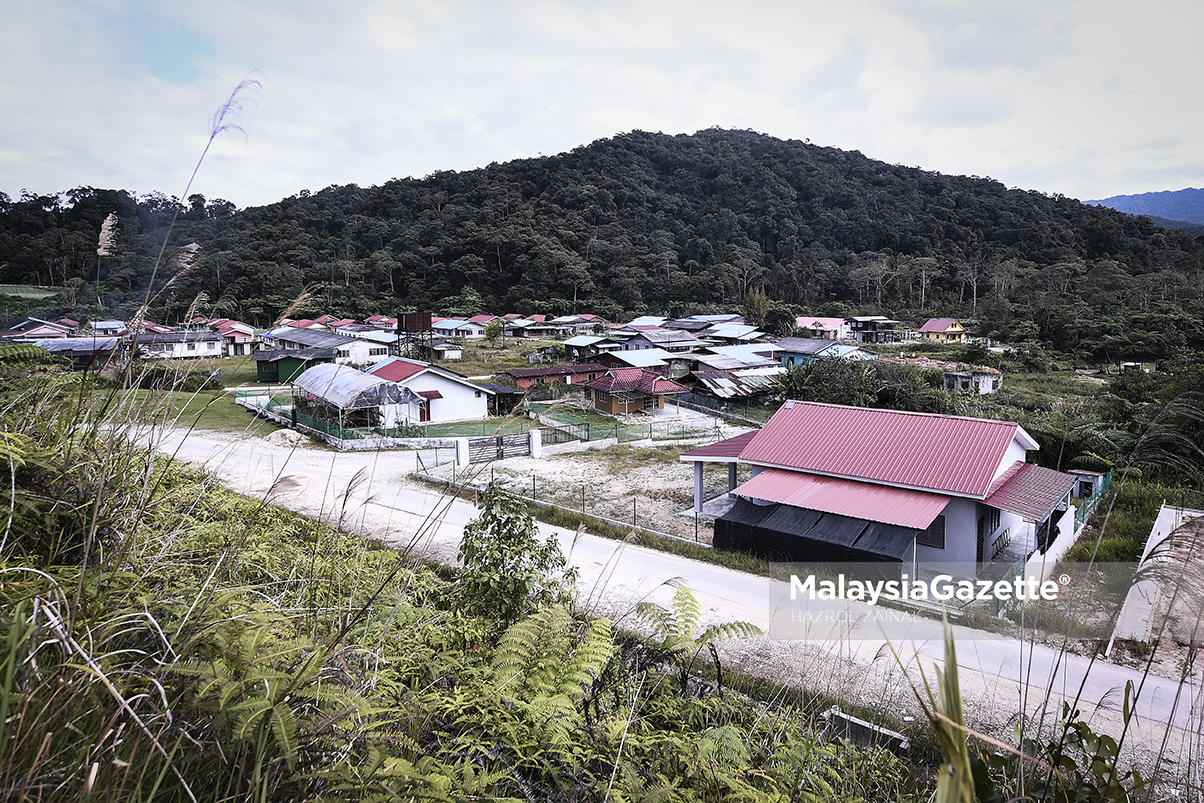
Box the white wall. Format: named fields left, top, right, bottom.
left=990, top=437, right=1031, bottom=485
left=402, top=373, right=489, bottom=422
left=334, top=340, right=379, bottom=366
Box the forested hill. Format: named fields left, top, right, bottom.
left=2, top=128, right=1203, bottom=357
left=1087, top=187, right=1204, bottom=226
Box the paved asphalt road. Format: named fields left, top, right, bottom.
left=152, top=426, right=1203, bottom=776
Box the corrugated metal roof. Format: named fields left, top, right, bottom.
left=731, top=468, right=948, bottom=529
left=776, top=337, right=839, bottom=355
left=919, top=318, right=964, bottom=333
left=984, top=461, right=1078, bottom=521
left=693, top=371, right=779, bottom=398
left=680, top=431, right=760, bottom=460
left=368, top=357, right=428, bottom=382
left=739, top=402, right=1021, bottom=497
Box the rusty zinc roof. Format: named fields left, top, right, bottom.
left=983, top=461, right=1078, bottom=521
left=738, top=401, right=1029, bottom=497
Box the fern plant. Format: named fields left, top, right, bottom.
left=636, top=585, right=762, bottom=694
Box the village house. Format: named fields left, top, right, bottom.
left=622, top=328, right=706, bottom=352
left=261, top=327, right=386, bottom=366
left=253, top=347, right=335, bottom=383
left=794, top=316, right=850, bottom=340
left=504, top=363, right=607, bottom=390
left=200, top=318, right=256, bottom=356
left=775, top=337, right=873, bottom=370
left=918, top=318, right=969, bottom=343
left=846, top=315, right=903, bottom=343
left=682, top=402, right=1078, bottom=576
left=561, top=335, right=623, bottom=361
left=581, top=368, right=689, bottom=415
left=366, top=356, right=497, bottom=423
left=135, top=331, right=224, bottom=359
left=33, top=336, right=120, bottom=370
left=3, top=317, right=77, bottom=340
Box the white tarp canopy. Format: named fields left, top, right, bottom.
left=292, top=363, right=420, bottom=409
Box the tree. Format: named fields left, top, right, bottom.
left=743, top=286, right=769, bottom=326
left=484, top=318, right=503, bottom=348
left=457, top=485, right=577, bottom=628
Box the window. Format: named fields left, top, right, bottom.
left=916, top=516, right=945, bottom=549
left=643, top=395, right=657, bottom=410
left=597, top=390, right=610, bottom=403
left=337, top=349, right=350, bottom=358
left=474, top=390, right=481, bottom=398
left=369, top=348, right=388, bottom=356
left=186, top=343, right=196, bottom=351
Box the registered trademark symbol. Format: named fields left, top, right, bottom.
left=1058, top=574, right=1071, bottom=585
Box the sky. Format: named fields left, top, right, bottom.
left=3, top=0, right=1202, bottom=210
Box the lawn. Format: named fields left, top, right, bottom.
left=439, top=338, right=563, bottom=377
left=0, top=284, right=61, bottom=299
left=125, top=388, right=278, bottom=435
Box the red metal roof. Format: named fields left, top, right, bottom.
left=368, top=359, right=428, bottom=383
left=506, top=363, right=607, bottom=379
left=739, top=402, right=1022, bottom=497
left=680, top=431, right=760, bottom=461
left=918, top=318, right=964, bottom=333
left=582, top=368, right=688, bottom=395
left=731, top=468, right=949, bottom=529
left=984, top=461, right=1078, bottom=520
left=417, top=389, right=443, bottom=400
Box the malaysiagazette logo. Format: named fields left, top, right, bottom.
left=789, top=573, right=1061, bottom=606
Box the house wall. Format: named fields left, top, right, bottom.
left=592, top=393, right=662, bottom=415
left=333, top=340, right=377, bottom=366
left=915, top=496, right=979, bottom=565
left=990, top=438, right=1030, bottom=485
left=401, top=374, right=489, bottom=422
left=155, top=339, right=222, bottom=358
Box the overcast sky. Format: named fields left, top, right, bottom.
left=3, top=0, right=1202, bottom=210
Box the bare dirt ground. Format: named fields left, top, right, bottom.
left=455, top=445, right=753, bottom=543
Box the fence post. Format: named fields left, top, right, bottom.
left=531, top=473, right=536, bottom=501
left=633, top=498, right=636, bottom=527
left=582, top=485, right=586, bottom=514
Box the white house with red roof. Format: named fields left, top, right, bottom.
left=365, top=357, right=494, bottom=422
left=203, top=318, right=255, bottom=356
left=682, top=402, right=1079, bottom=575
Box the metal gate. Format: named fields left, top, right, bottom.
left=467, top=433, right=530, bottom=463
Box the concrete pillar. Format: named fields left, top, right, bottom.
left=529, top=428, right=542, bottom=459
left=694, top=461, right=704, bottom=513
left=454, top=437, right=470, bottom=467
left=728, top=462, right=738, bottom=494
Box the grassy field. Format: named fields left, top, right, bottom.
left=0, top=283, right=61, bottom=299
left=126, top=388, right=278, bottom=435
left=439, top=337, right=563, bottom=376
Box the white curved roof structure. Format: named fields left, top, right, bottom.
left=292, top=363, right=420, bottom=409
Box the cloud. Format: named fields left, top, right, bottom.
left=2, top=0, right=1203, bottom=207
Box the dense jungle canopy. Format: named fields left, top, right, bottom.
left=2, top=128, right=1202, bottom=360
